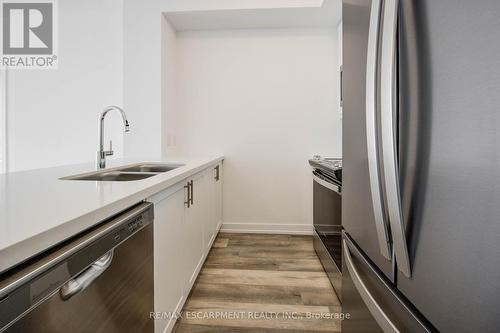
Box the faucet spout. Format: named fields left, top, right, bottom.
left=101, top=105, right=129, bottom=131
left=97, top=106, right=130, bottom=169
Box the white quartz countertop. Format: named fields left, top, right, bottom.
left=0, top=156, right=224, bottom=273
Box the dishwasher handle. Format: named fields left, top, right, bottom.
left=59, top=250, right=114, bottom=301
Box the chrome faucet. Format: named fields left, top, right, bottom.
left=97, top=106, right=130, bottom=169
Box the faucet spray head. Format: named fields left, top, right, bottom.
left=125, top=120, right=130, bottom=132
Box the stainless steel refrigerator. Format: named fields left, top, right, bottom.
left=342, top=0, right=500, bottom=332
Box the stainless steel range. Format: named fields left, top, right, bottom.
left=309, top=157, right=342, bottom=301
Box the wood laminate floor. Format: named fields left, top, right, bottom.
left=173, top=233, right=341, bottom=333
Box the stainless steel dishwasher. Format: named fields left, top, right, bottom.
left=0, top=202, right=154, bottom=333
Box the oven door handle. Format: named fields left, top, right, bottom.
left=313, top=173, right=341, bottom=194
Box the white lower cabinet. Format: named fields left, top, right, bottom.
left=148, top=163, right=222, bottom=333
left=149, top=183, right=185, bottom=333
left=183, top=170, right=207, bottom=290
left=215, top=162, right=223, bottom=235
left=205, top=163, right=223, bottom=252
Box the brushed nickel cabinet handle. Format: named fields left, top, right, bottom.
left=214, top=165, right=220, bottom=181
left=189, top=180, right=194, bottom=205
left=184, top=183, right=190, bottom=208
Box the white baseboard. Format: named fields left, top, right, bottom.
left=221, top=222, right=313, bottom=235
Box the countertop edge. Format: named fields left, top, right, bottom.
left=0, top=156, right=224, bottom=273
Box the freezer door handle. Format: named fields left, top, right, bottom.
left=380, top=0, right=411, bottom=278
left=343, top=239, right=400, bottom=333
left=366, top=0, right=391, bottom=260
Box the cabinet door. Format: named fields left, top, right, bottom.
left=204, top=168, right=217, bottom=252
left=215, top=162, right=223, bottom=231
left=149, top=184, right=186, bottom=333
left=206, top=163, right=222, bottom=252
left=183, top=172, right=207, bottom=291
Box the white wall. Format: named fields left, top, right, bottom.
left=0, top=70, right=6, bottom=173
left=123, top=0, right=334, bottom=159
left=173, top=28, right=342, bottom=229
left=6, top=0, right=124, bottom=172
left=338, top=20, right=343, bottom=118
left=162, top=17, right=179, bottom=157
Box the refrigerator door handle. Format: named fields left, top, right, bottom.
left=343, top=238, right=400, bottom=333
left=380, top=0, right=411, bottom=278
left=366, top=0, right=391, bottom=260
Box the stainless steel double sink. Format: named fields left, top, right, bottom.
left=61, top=163, right=185, bottom=182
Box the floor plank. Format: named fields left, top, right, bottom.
left=205, top=256, right=325, bottom=272
left=197, top=268, right=332, bottom=288
left=173, top=233, right=341, bottom=333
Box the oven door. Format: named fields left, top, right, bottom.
left=313, top=170, right=343, bottom=300
left=313, top=170, right=342, bottom=266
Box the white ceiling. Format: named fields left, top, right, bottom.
left=164, top=0, right=342, bottom=31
